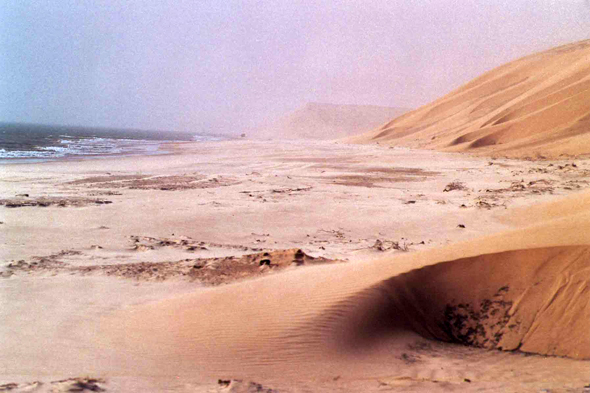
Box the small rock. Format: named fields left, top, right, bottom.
left=293, top=249, right=306, bottom=265
left=218, top=379, right=231, bottom=387
left=373, top=239, right=385, bottom=251
left=458, top=224, right=466, bottom=228
left=294, top=249, right=305, bottom=260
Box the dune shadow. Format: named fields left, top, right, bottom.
left=301, top=246, right=590, bottom=359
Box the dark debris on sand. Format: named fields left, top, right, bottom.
left=0, top=197, right=112, bottom=208
left=1, top=239, right=340, bottom=285
left=217, top=379, right=279, bottom=393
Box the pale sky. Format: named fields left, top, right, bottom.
left=1, top=1, right=590, bottom=134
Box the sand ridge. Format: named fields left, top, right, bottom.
left=100, top=209, right=590, bottom=367
left=350, top=39, right=590, bottom=159
left=92, top=204, right=590, bottom=392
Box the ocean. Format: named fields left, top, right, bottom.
left=0, top=123, right=227, bottom=162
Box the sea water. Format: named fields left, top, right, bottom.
left=0, top=123, right=227, bottom=162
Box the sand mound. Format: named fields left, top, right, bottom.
left=98, top=191, right=590, bottom=383
left=349, top=39, right=590, bottom=159
left=325, top=246, right=589, bottom=359
left=254, top=102, right=410, bottom=140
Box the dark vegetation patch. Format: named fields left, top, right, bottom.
left=0, top=197, right=112, bottom=208
left=443, top=181, right=468, bottom=192
left=439, top=286, right=518, bottom=349
left=66, top=174, right=238, bottom=191
left=2, top=245, right=339, bottom=285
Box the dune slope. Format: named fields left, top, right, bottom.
left=326, top=246, right=589, bottom=359
left=100, top=191, right=590, bottom=383
left=350, top=39, right=590, bottom=158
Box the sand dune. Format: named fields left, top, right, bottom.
left=353, top=246, right=589, bottom=358
left=350, top=39, right=590, bottom=159
left=100, top=190, right=590, bottom=386
left=254, top=102, right=410, bottom=140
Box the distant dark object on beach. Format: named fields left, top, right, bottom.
left=241, top=133, right=246, bottom=138
left=444, top=181, right=468, bottom=192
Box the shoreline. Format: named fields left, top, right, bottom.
left=0, top=140, right=202, bottom=166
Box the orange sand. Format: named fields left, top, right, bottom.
left=350, top=40, right=590, bottom=159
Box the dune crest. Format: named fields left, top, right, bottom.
left=323, top=246, right=589, bottom=359
left=350, top=39, right=590, bottom=158
left=99, top=191, right=590, bottom=383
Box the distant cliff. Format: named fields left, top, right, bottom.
left=253, top=103, right=410, bottom=140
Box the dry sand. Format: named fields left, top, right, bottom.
left=349, top=39, right=590, bottom=159
left=1, top=139, right=589, bottom=392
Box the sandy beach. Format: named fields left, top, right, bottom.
left=1, top=138, right=589, bottom=392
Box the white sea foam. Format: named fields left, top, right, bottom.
left=192, top=134, right=225, bottom=142
left=0, top=130, right=227, bottom=161
left=0, top=148, right=62, bottom=158
left=0, top=138, right=161, bottom=159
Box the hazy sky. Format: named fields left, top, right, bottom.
left=1, top=1, right=590, bottom=134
